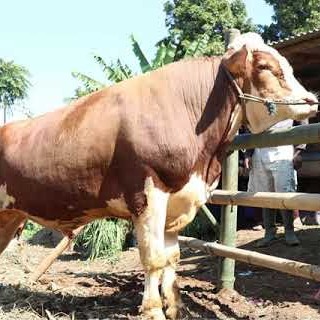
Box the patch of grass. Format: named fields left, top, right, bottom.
left=75, top=218, right=132, bottom=261
left=21, top=221, right=42, bottom=240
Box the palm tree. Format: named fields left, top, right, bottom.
left=0, top=59, right=31, bottom=123
left=71, top=34, right=210, bottom=259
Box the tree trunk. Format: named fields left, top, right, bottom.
left=3, top=105, right=6, bottom=124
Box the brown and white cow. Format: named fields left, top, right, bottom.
left=0, top=33, right=317, bottom=319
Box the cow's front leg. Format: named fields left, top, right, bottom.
left=0, top=209, right=26, bottom=255
left=133, top=178, right=169, bottom=320
left=162, top=231, right=182, bottom=320
left=163, top=198, right=200, bottom=319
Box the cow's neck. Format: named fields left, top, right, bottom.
left=180, top=59, right=243, bottom=186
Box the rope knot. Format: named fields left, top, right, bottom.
left=264, top=100, right=277, bottom=115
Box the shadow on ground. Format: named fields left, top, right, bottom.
left=1, top=226, right=319, bottom=319
left=179, top=227, right=320, bottom=317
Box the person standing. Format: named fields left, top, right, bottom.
left=244, top=119, right=307, bottom=247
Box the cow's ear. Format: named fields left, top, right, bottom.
left=222, top=45, right=252, bottom=77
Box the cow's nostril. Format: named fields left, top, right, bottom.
left=303, top=97, right=318, bottom=105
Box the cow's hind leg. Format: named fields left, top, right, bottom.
left=133, top=178, right=169, bottom=320
left=0, top=210, right=26, bottom=255
left=161, top=231, right=181, bottom=320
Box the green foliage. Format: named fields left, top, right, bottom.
left=130, top=35, right=152, bottom=73
left=183, top=34, right=210, bottom=58
left=181, top=213, right=217, bottom=241
left=94, top=55, right=134, bottom=82
left=261, top=0, right=320, bottom=41
left=71, top=72, right=104, bottom=93
left=0, top=59, right=31, bottom=122
left=75, top=219, right=132, bottom=261
left=163, top=0, right=256, bottom=57
left=22, top=221, right=42, bottom=240
left=71, top=35, right=209, bottom=99
left=152, top=41, right=175, bottom=68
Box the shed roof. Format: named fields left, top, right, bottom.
left=271, top=28, right=320, bottom=49
left=270, top=28, right=320, bottom=91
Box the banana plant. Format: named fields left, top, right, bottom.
left=70, top=34, right=209, bottom=99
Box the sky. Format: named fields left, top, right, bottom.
left=0, top=0, right=273, bottom=123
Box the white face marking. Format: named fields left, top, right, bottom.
left=245, top=99, right=288, bottom=133
left=228, top=32, right=318, bottom=133
left=269, top=50, right=316, bottom=103
left=227, top=32, right=265, bottom=51
left=228, top=33, right=317, bottom=102
left=244, top=85, right=284, bottom=133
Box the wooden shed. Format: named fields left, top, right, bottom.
left=273, top=30, right=320, bottom=190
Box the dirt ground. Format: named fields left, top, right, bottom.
left=0, top=226, right=319, bottom=320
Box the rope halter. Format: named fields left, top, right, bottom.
left=222, top=65, right=319, bottom=116
left=238, top=94, right=319, bottom=116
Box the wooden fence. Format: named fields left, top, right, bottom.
left=179, top=122, right=320, bottom=290
left=29, top=29, right=320, bottom=291
left=180, top=28, right=320, bottom=290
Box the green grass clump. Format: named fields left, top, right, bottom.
left=75, top=218, right=132, bottom=261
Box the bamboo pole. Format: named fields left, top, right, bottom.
left=29, top=235, right=71, bottom=283
left=198, top=205, right=219, bottom=235
left=218, top=28, right=241, bottom=290
left=209, top=190, right=320, bottom=211
left=199, top=206, right=218, bottom=230
left=29, top=226, right=83, bottom=283
left=229, top=123, right=320, bottom=151
left=179, top=236, right=320, bottom=282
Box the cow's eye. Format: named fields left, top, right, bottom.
left=257, top=64, right=269, bottom=71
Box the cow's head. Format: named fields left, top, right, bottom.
left=222, top=33, right=318, bottom=133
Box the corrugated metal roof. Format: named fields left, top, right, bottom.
left=271, top=28, right=320, bottom=49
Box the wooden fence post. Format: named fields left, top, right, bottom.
left=218, top=28, right=241, bottom=290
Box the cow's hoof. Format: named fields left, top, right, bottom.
left=143, top=308, right=166, bottom=320
left=165, top=305, right=180, bottom=320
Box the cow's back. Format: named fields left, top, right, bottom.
left=0, top=58, right=217, bottom=225
left=0, top=86, right=124, bottom=221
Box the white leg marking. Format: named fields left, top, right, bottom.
left=133, top=177, right=169, bottom=320
left=162, top=232, right=182, bottom=320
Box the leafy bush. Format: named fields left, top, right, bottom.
left=181, top=211, right=218, bottom=241
left=22, top=221, right=42, bottom=240
left=75, top=218, right=132, bottom=261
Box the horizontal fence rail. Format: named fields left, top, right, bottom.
left=188, top=121, right=320, bottom=291
left=179, top=236, right=320, bottom=282
left=229, top=123, right=320, bottom=151
left=209, top=190, right=320, bottom=211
